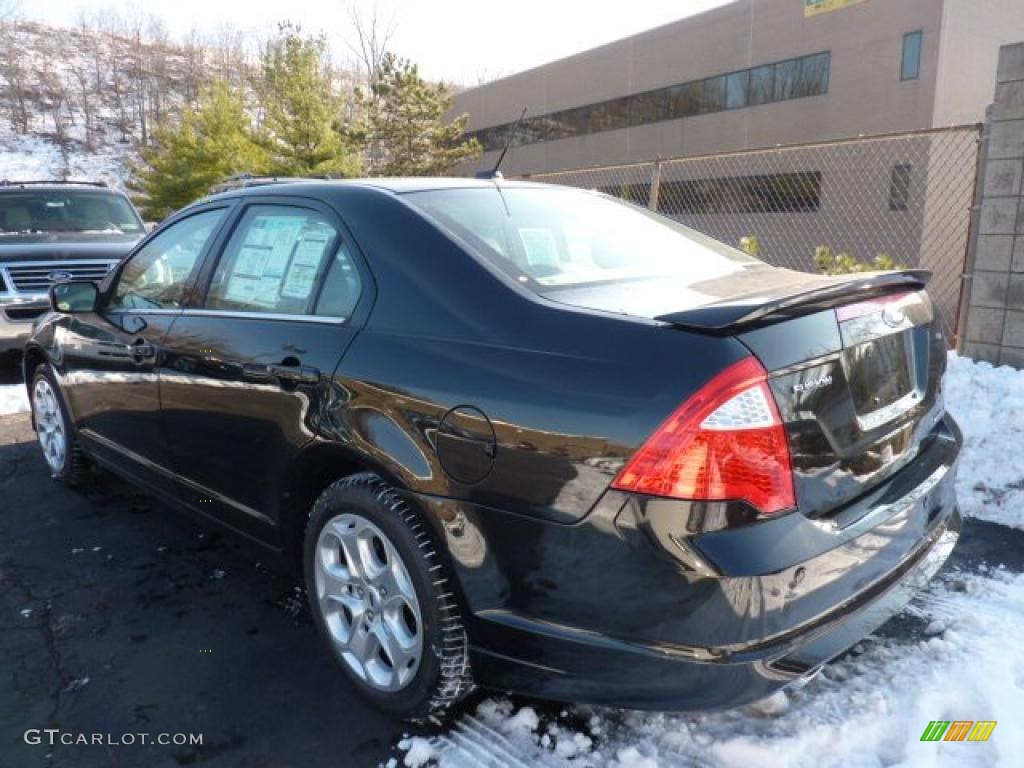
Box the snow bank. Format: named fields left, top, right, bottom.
left=0, top=384, right=29, bottom=415
left=945, top=353, right=1024, bottom=530
left=403, top=567, right=1024, bottom=768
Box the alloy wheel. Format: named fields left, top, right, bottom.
left=33, top=378, right=66, bottom=473
left=314, top=513, right=424, bottom=692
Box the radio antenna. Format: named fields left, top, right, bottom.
left=477, top=107, right=527, bottom=179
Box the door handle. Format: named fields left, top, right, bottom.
left=267, top=363, right=320, bottom=385
left=131, top=340, right=156, bottom=360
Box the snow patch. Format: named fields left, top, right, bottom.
left=406, top=570, right=1024, bottom=767
left=0, top=384, right=29, bottom=416
left=945, top=353, right=1024, bottom=530
left=400, top=736, right=439, bottom=767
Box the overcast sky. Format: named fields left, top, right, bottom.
left=27, top=0, right=733, bottom=85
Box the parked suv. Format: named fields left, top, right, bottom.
left=0, top=181, right=144, bottom=357
left=24, top=179, right=960, bottom=720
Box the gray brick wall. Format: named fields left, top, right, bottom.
left=962, top=42, right=1024, bottom=368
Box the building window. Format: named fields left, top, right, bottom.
left=889, top=164, right=912, bottom=211
left=469, top=51, right=831, bottom=151
left=901, top=31, right=922, bottom=80
left=774, top=59, right=800, bottom=101
left=725, top=71, right=749, bottom=109
left=794, top=52, right=830, bottom=97
left=655, top=171, right=823, bottom=215
left=748, top=64, right=776, bottom=107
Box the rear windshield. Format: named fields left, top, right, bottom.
left=402, top=186, right=754, bottom=293
left=0, top=189, right=144, bottom=235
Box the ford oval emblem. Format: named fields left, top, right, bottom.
left=48, top=270, right=73, bottom=283
left=881, top=304, right=906, bottom=328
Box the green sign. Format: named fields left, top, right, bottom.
left=804, top=0, right=868, bottom=17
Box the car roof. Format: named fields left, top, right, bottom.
left=0, top=180, right=120, bottom=193
left=204, top=176, right=561, bottom=203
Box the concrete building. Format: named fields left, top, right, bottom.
left=450, top=0, right=1024, bottom=342
left=453, top=0, right=1024, bottom=176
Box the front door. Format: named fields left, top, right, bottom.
left=158, top=200, right=368, bottom=541
left=60, top=207, right=229, bottom=491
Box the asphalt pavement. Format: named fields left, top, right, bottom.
left=0, top=404, right=416, bottom=768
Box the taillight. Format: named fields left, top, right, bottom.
left=611, top=356, right=795, bottom=516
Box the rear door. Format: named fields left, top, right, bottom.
left=158, top=197, right=369, bottom=541
left=59, top=207, right=229, bottom=491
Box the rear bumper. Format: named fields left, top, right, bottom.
left=414, top=414, right=962, bottom=711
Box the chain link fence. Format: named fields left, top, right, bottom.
left=521, top=125, right=983, bottom=342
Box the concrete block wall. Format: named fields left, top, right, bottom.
left=962, top=42, right=1024, bottom=367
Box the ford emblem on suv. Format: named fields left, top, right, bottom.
left=48, top=270, right=73, bottom=283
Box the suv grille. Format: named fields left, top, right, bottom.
left=3, top=262, right=115, bottom=293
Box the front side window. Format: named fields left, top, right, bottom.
left=205, top=205, right=341, bottom=316
left=109, top=209, right=225, bottom=310
left=404, top=187, right=754, bottom=293
left=902, top=31, right=922, bottom=80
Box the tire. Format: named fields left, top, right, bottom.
left=30, top=364, right=94, bottom=486
left=304, top=473, right=474, bottom=721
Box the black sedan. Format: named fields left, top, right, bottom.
left=23, top=179, right=961, bottom=720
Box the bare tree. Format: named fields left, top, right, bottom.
left=37, top=37, right=73, bottom=160
left=69, top=57, right=95, bottom=150
left=474, top=66, right=508, bottom=87
left=0, top=22, right=32, bottom=133
left=343, top=1, right=396, bottom=85
left=210, top=22, right=249, bottom=91
left=99, top=16, right=134, bottom=143
left=0, top=0, right=22, bottom=21
left=182, top=27, right=206, bottom=107
left=145, top=16, right=171, bottom=130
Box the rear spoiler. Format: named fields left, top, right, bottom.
left=655, top=270, right=930, bottom=335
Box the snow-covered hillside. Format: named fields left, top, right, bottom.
left=0, top=130, right=130, bottom=188
left=0, top=21, right=185, bottom=185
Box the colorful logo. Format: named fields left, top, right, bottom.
left=920, top=721, right=997, bottom=742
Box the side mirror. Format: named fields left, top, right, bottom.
left=50, top=281, right=99, bottom=313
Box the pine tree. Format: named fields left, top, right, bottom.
left=129, top=81, right=267, bottom=220
left=257, top=26, right=361, bottom=177
left=359, top=53, right=480, bottom=177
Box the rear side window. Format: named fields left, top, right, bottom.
left=206, top=205, right=356, bottom=317
left=110, top=209, right=225, bottom=310
left=314, top=244, right=363, bottom=318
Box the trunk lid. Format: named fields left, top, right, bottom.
left=751, top=288, right=948, bottom=520
left=655, top=268, right=946, bottom=521
left=549, top=263, right=946, bottom=520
